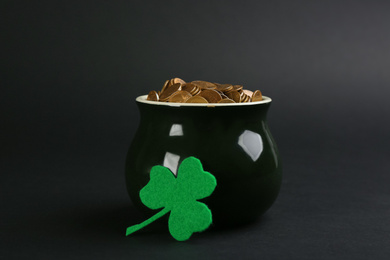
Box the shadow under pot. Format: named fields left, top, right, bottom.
left=125, top=95, right=282, bottom=227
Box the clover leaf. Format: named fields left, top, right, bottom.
left=126, top=156, right=217, bottom=241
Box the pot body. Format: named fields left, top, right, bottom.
left=125, top=97, right=282, bottom=227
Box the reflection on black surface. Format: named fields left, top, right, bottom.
left=169, top=124, right=183, bottom=136
left=238, top=130, right=263, bottom=161
left=163, top=151, right=180, bottom=176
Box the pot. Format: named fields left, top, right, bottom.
left=125, top=95, right=282, bottom=227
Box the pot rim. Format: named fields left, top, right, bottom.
left=136, top=95, right=272, bottom=107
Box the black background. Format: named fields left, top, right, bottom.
left=2, top=1, right=390, bottom=259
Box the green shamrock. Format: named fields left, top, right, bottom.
left=126, top=156, right=217, bottom=241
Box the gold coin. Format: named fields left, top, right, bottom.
left=199, top=89, right=222, bottom=103
left=146, top=90, right=159, bottom=101
left=240, top=91, right=245, bottom=102
left=218, top=98, right=235, bottom=103
left=169, top=78, right=176, bottom=87
left=241, top=93, right=250, bottom=102
left=192, top=80, right=217, bottom=89
left=226, top=90, right=241, bottom=103
left=233, top=85, right=243, bottom=92
left=185, top=96, right=209, bottom=103
left=154, top=78, right=264, bottom=104
left=252, top=90, right=263, bottom=102
left=159, top=83, right=182, bottom=101
left=182, top=83, right=200, bottom=96
left=168, top=90, right=192, bottom=103
left=172, top=77, right=186, bottom=85
left=243, top=89, right=253, bottom=98
left=214, top=89, right=224, bottom=96
left=161, top=80, right=170, bottom=93
left=216, top=84, right=233, bottom=93
left=192, top=86, right=201, bottom=96
left=219, top=92, right=229, bottom=99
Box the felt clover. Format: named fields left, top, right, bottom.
left=126, top=156, right=217, bottom=241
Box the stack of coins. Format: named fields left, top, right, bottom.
left=146, top=78, right=263, bottom=103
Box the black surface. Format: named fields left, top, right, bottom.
left=2, top=1, right=390, bottom=259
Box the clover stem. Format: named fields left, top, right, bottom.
left=126, top=207, right=170, bottom=236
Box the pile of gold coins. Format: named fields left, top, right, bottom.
left=146, top=78, right=263, bottom=103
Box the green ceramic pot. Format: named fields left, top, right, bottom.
left=125, top=95, right=282, bottom=227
